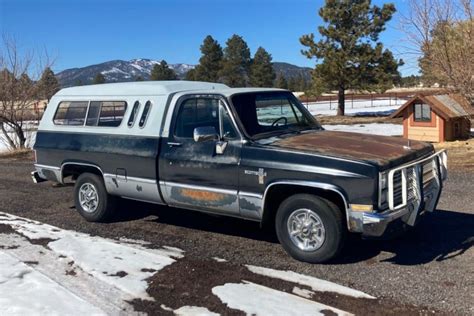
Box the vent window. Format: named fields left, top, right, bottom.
left=139, top=101, right=152, bottom=128
left=127, top=101, right=141, bottom=127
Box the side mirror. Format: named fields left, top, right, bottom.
left=193, top=126, right=218, bottom=143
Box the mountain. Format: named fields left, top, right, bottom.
left=56, top=58, right=312, bottom=87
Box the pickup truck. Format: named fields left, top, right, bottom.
left=32, top=81, right=448, bottom=263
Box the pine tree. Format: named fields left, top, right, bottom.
left=93, top=73, right=106, bottom=84
left=135, top=75, right=144, bottom=81
left=37, top=67, right=60, bottom=101
left=275, top=74, right=288, bottom=89
left=300, top=0, right=402, bottom=115
left=249, top=47, right=275, bottom=87
left=194, top=35, right=223, bottom=82
left=219, top=34, right=251, bottom=87
left=150, top=60, right=177, bottom=80
left=185, top=68, right=196, bottom=81
left=287, top=77, right=298, bottom=92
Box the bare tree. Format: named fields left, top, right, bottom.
left=0, top=36, right=54, bottom=150
left=401, top=0, right=474, bottom=100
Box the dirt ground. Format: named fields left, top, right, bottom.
left=317, top=115, right=402, bottom=125
left=435, top=138, right=474, bottom=171
left=0, top=155, right=473, bottom=315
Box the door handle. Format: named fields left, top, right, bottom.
left=168, top=142, right=182, bottom=147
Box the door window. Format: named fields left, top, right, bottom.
left=175, top=98, right=219, bottom=138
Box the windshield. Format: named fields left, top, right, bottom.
left=230, top=91, right=321, bottom=138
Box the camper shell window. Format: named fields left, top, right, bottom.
left=86, top=101, right=127, bottom=127
left=53, top=101, right=89, bottom=125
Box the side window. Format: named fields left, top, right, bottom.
left=53, top=101, right=89, bottom=125
left=128, top=101, right=140, bottom=127
left=174, top=98, right=219, bottom=138
left=86, top=101, right=127, bottom=127
left=139, top=101, right=152, bottom=128
left=414, top=103, right=431, bottom=122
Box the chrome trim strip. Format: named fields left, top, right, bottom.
left=103, top=173, right=156, bottom=184
left=163, top=181, right=238, bottom=195
left=34, top=164, right=60, bottom=171
left=239, top=191, right=263, bottom=199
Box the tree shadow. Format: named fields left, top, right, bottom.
left=111, top=201, right=473, bottom=265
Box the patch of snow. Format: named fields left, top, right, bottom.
left=246, top=265, right=375, bottom=299
left=101, top=67, right=128, bottom=75
left=212, top=257, right=227, bottom=263
left=323, top=123, right=403, bottom=136
left=212, top=281, right=352, bottom=316
left=292, top=286, right=315, bottom=299
left=0, top=251, right=106, bottom=316
left=174, top=306, right=219, bottom=316
left=161, top=304, right=174, bottom=312
left=302, top=98, right=406, bottom=117
left=0, top=212, right=183, bottom=301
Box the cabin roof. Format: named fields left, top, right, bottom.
left=391, top=94, right=472, bottom=120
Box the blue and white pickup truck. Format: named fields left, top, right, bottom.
left=32, top=81, right=447, bottom=263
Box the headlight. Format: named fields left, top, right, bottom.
left=379, top=172, right=388, bottom=190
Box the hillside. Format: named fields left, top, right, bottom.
left=56, top=59, right=311, bottom=87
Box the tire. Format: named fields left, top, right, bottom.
left=275, top=194, right=346, bottom=263
left=74, top=173, right=116, bottom=222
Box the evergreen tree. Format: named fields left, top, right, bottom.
left=93, top=73, right=106, bottom=84
left=219, top=34, right=251, bottom=87
left=135, top=75, right=144, bottom=81
left=150, top=60, right=177, bottom=80
left=37, top=67, right=60, bottom=101
left=194, top=35, right=223, bottom=82
left=249, top=47, right=275, bottom=87
left=275, top=74, right=288, bottom=89
left=185, top=68, right=197, bottom=81
left=300, top=0, right=402, bottom=115
left=287, top=77, right=298, bottom=92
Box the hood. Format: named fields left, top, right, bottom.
left=266, top=130, right=434, bottom=169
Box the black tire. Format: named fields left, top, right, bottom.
left=74, top=173, right=116, bottom=222
left=275, top=194, right=346, bottom=263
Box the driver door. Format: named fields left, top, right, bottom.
left=159, top=95, right=242, bottom=215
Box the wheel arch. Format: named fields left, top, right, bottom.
left=261, top=181, right=350, bottom=230
left=60, top=161, right=104, bottom=184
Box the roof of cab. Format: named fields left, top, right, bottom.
left=55, top=81, right=231, bottom=96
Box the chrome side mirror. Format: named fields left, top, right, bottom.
left=193, top=126, right=218, bottom=143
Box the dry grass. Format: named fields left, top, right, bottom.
left=0, top=148, right=34, bottom=160
left=435, top=138, right=474, bottom=171
left=317, top=115, right=402, bottom=125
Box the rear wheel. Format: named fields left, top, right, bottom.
left=74, top=173, right=116, bottom=222
left=275, top=194, right=345, bottom=263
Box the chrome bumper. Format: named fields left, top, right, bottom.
left=350, top=150, right=447, bottom=237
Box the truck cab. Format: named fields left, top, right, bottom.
left=33, top=81, right=448, bottom=263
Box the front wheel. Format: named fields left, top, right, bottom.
left=74, top=173, right=116, bottom=222
left=275, top=194, right=346, bottom=263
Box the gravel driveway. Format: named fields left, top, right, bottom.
left=0, top=156, right=472, bottom=314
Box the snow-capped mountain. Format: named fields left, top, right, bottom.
left=56, top=58, right=311, bottom=87
left=56, top=59, right=196, bottom=87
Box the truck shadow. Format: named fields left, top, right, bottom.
left=113, top=202, right=473, bottom=265
left=335, top=209, right=474, bottom=265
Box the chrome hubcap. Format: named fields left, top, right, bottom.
left=78, top=183, right=99, bottom=213
left=287, top=208, right=326, bottom=251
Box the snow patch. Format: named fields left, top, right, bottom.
left=212, top=257, right=227, bottom=263
left=292, top=286, right=315, bottom=299
left=323, top=123, right=403, bottom=136
left=0, top=251, right=106, bottom=316
left=246, top=265, right=375, bottom=299
left=212, top=281, right=352, bottom=316
left=174, top=306, right=219, bottom=316
left=0, top=212, right=184, bottom=300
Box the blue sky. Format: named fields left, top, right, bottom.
left=0, top=0, right=417, bottom=76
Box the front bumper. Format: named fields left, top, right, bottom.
left=348, top=150, right=447, bottom=237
